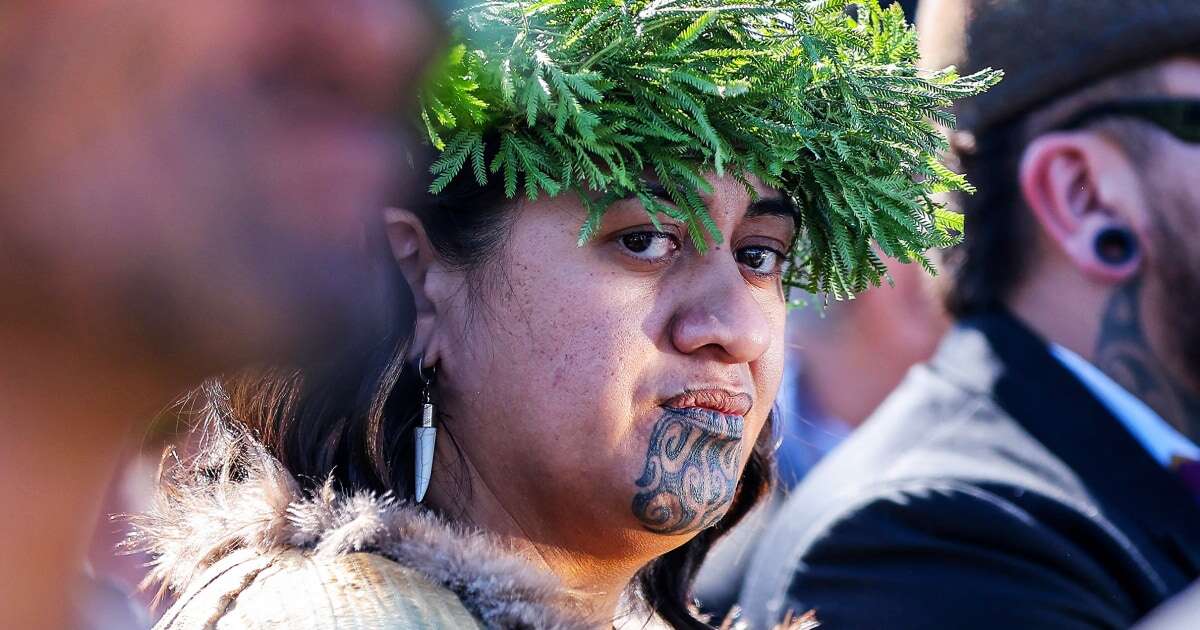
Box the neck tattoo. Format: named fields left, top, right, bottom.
left=631, top=409, right=743, bottom=535
left=1094, top=280, right=1200, bottom=444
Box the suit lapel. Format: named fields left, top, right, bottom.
left=1163, top=533, right=1200, bottom=577
left=932, top=311, right=1200, bottom=584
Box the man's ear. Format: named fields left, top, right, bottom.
left=383, top=207, right=444, bottom=365
left=1019, top=132, right=1145, bottom=284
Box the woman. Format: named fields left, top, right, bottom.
left=131, top=1, right=998, bottom=628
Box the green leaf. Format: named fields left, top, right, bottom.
left=420, top=0, right=1002, bottom=300
left=670, top=11, right=718, bottom=55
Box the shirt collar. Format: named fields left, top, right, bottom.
left=1051, top=343, right=1200, bottom=467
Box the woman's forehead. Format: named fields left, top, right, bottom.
left=698, top=174, right=794, bottom=223
left=642, top=172, right=789, bottom=210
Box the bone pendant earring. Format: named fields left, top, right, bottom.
left=414, top=358, right=438, bottom=503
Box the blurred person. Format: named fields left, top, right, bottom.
left=694, top=260, right=947, bottom=617
left=741, top=1, right=1200, bottom=628
left=775, top=260, right=947, bottom=485
left=0, top=1, right=439, bottom=627
left=123, top=2, right=995, bottom=628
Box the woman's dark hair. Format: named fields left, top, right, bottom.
left=197, top=138, right=775, bottom=629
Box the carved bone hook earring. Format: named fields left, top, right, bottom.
left=1094, top=226, right=1139, bottom=267
left=413, top=356, right=438, bottom=503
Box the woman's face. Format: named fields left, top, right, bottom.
left=426, top=173, right=794, bottom=551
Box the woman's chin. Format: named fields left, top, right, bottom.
left=624, top=410, right=744, bottom=536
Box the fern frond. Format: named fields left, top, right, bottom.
left=420, top=0, right=1002, bottom=299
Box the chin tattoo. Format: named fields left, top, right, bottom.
left=631, top=410, right=743, bottom=535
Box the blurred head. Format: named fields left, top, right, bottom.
left=0, top=0, right=440, bottom=373
left=1010, top=60, right=1200, bottom=385
left=920, top=0, right=1200, bottom=393
left=787, top=255, right=947, bottom=429
left=207, top=147, right=793, bottom=626
left=986, top=65, right=1200, bottom=390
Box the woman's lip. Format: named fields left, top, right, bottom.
left=662, top=407, right=746, bottom=440
left=662, top=389, right=754, bottom=417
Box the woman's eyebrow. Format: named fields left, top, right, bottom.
left=746, top=196, right=797, bottom=220
left=647, top=182, right=672, bottom=201
left=618, top=182, right=674, bottom=202
left=622, top=185, right=795, bottom=221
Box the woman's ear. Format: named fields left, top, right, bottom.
left=1019, top=132, right=1146, bottom=284
left=383, top=207, right=443, bottom=365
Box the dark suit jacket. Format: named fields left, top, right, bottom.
left=740, top=311, right=1200, bottom=629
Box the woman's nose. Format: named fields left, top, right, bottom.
left=669, top=265, right=772, bottom=364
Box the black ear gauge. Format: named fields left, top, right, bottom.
left=1094, top=226, right=1139, bottom=266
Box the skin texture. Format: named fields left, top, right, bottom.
left=387, top=173, right=794, bottom=622
left=1010, top=57, right=1200, bottom=445
left=0, top=2, right=437, bottom=627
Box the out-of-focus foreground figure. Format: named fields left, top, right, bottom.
left=0, top=2, right=439, bottom=627
left=742, top=0, right=1200, bottom=628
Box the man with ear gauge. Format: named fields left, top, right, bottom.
left=740, top=1, right=1200, bottom=628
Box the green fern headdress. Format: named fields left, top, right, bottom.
left=421, top=0, right=1001, bottom=298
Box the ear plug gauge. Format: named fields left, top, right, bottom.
left=1094, top=226, right=1138, bottom=266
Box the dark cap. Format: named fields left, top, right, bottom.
left=918, top=0, right=1200, bottom=134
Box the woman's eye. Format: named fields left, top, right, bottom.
left=619, top=231, right=679, bottom=261
left=736, top=246, right=784, bottom=276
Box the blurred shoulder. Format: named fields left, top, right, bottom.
left=741, top=362, right=1123, bottom=627
left=741, top=478, right=1137, bottom=628
left=156, top=548, right=481, bottom=629
left=791, top=360, right=1086, bottom=518
left=760, top=364, right=1091, bottom=568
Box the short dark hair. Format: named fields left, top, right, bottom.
left=942, top=64, right=1166, bottom=316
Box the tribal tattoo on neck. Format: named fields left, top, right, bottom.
left=1095, top=280, right=1200, bottom=443
left=631, top=409, right=743, bottom=535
